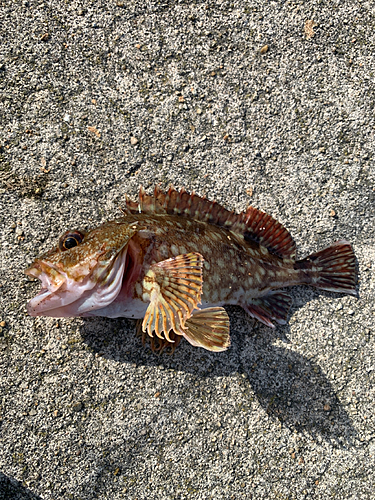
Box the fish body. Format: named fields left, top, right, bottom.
left=25, top=186, right=357, bottom=352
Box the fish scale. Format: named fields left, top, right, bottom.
left=25, top=186, right=357, bottom=353
left=131, top=215, right=297, bottom=306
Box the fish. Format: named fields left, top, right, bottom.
left=25, top=186, right=357, bottom=353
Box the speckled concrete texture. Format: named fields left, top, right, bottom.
left=0, top=1, right=374, bottom=499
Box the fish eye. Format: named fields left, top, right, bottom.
left=59, top=231, right=84, bottom=251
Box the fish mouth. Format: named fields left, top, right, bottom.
left=25, top=260, right=76, bottom=317
left=25, top=261, right=66, bottom=293
left=25, top=249, right=128, bottom=318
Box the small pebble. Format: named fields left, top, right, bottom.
left=260, top=45, right=269, bottom=54
left=130, top=137, right=138, bottom=145
left=72, top=402, right=83, bottom=412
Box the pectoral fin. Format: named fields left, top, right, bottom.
left=142, top=253, right=204, bottom=341
left=183, top=307, right=230, bottom=352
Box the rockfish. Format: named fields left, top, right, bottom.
left=25, top=186, right=357, bottom=353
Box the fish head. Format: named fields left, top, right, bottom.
left=25, top=221, right=139, bottom=317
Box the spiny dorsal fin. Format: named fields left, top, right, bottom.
left=122, top=186, right=296, bottom=259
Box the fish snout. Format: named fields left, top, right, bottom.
left=25, top=261, right=66, bottom=292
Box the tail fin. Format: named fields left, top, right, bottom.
left=295, top=240, right=357, bottom=295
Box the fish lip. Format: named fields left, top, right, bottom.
left=25, top=260, right=66, bottom=292
left=24, top=264, right=41, bottom=280
left=25, top=260, right=68, bottom=316
left=27, top=288, right=53, bottom=316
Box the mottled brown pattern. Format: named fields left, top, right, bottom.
left=124, top=212, right=300, bottom=307
left=25, top=187, right=357, bottom=352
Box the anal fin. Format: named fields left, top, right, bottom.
left=244, top=291, right=292, bottom=328
left=183, top=307, right=230, bottom=352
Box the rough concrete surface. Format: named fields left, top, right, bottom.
left=0, top=0, right=374, bottom=499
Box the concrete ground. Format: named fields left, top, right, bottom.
left=0, top=0, right=374, bottom=499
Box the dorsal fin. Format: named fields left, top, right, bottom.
left=122, top=186, right=296, bottom=259
left=243, top=207, right=296, bottom=259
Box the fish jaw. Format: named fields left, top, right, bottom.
left=25, top=260, right=97, bottom=317
left=25, top=248, right=128, bottom=317
left=25, top=260, right=67, bottom=294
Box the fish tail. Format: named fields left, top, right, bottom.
left=295, top=240, right=357, bottom=295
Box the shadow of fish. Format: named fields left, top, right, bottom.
left=25, top=186, right=357, bottom=353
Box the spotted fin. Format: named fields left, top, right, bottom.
left=295, top=240, right=357, bottom=295
left=142, top=253, right=204, bottom=341
left=183, top=307, right=230, bottom=352
left=122, top=186, right=296, bottom=259
left=243, top=207, right=296, bottom=259
left=244, top=291, right=293, bottom=328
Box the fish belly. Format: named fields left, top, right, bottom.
left=83, top=297, right=147, bottom=319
